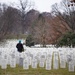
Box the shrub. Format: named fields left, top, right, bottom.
left=56, top=31, right=75, bottom=47
left=26, top=35, right=34, bottom=47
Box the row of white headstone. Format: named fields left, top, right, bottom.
left=0, top=47, right=75, bottom=72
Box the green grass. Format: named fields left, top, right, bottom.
left=0, top=64, right=75, bottom=75
left=0, top=52, right=75, bottom=75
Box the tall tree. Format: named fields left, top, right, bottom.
left=0, top=5, right=22, bottom=40
left=31, top=13, right=53, bottom=46
left=0, top=3, right=8, bottom=40
left=51, top=0, right=75, bottom=32
left=18, top=0, right=33, bottom=33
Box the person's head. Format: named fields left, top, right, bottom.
left=19, top=40, right=21, bottom=43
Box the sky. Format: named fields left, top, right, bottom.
left=0, top=0, right=62, bottom=12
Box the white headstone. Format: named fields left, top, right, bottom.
left=23, top=59, right=29, bottom=69
left=53, top=52, right=59, bottom=69
left=31, top=58, right=37, bottom=68
left=45, top=59, right=51, bottom=70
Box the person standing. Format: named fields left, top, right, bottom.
left=16, top=40, right=24, bottom=53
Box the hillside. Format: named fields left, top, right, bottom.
left=0, top=7, right=71, bottom=43
left=25, top=9, right=70, bottom=44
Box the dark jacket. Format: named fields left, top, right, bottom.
left=16, top=43, right=24, bottom=53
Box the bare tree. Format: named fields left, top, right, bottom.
left=0, top=3, right=8, bottom=40
left=51, top=0, right=75, bottom=32
left=0, top=5, right=22, bottom=40
left=0, top=0, right=33, bottom=40
left=31, top=13, right=53, bottom=47
left=18, top=0, right=33, bottom=34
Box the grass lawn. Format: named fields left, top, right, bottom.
left=0, top=64, right=75, bottom=75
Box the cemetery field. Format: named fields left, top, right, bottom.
left=0, top=60, right=75, bottom=75
left=0, top=40, right=75, bottom=75
left=0, top=64, right=75, bottom=75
